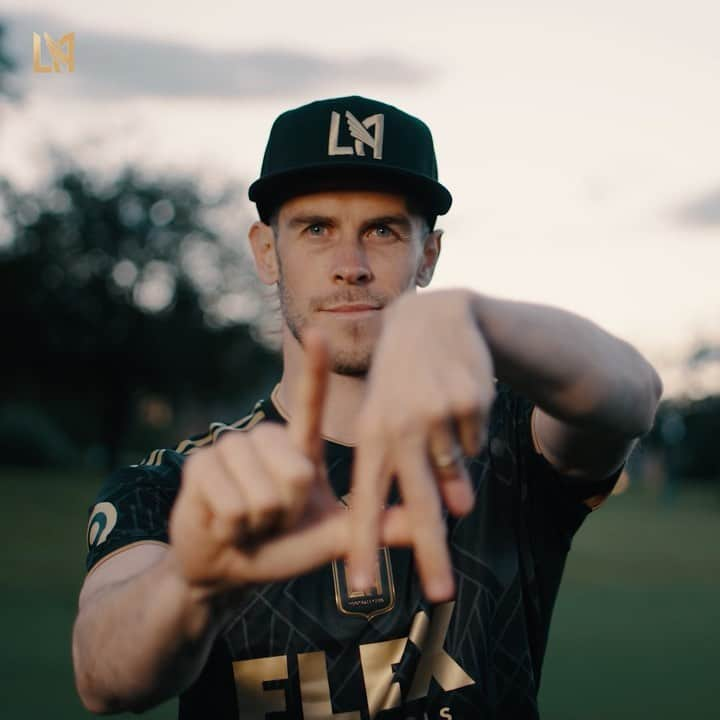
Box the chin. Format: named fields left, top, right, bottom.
left=328, top=341, right=374, bottom=377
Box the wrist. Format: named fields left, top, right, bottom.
left=163, top=549, right=238, bottom=642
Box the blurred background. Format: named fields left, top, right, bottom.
left=0, top=1, right=718, bottom=718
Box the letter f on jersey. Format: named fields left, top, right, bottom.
left=328, top=111, right=384, bottom=159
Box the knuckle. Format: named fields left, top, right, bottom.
left=386, top=412, right=422, bottom=439
left=423, top=399, right=448, bottom=425
left=215, top=502, right=246, bottom=523
left=182, top=450, right=210, bottom=486
left=450, top=393, right=479, bottom=417
left=456, top=388, right=493, bottom=417
left=250, top=421, right=286, bottom=446
left=285, top=462, right=314, bottom=492
left=214, top=432, right=246, bottom=460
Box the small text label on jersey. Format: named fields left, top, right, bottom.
left=87, top=502, right=118, bottom=548
left=328, top=111, right=385, bottom=160
left=232, top=601, right=473, bottom=719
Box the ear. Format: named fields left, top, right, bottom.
left=248, top=220, right=279, bottom=285
left=415, top=229, right=442, bottom=288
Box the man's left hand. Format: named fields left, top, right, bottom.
left=348, top=289, right=495, bottom=602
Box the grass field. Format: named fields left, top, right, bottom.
left=540, top=484, right=720, bottom=719
left=1, top=468, right=718, bottom=719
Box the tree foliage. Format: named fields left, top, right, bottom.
left=644, top=395, right=720, bottom=483
left=0, top=22, right=16, bottom=98
left=0, top=165, right=280, bottom=467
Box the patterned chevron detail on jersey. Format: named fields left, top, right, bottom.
left=139, top=401, right=266, bottom=466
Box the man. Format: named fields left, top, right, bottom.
left=72, top=95, right=662, bottom=719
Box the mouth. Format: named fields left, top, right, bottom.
left=321, top=303, right=382, bottom=314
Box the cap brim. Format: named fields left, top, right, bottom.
left=248, top=162, right=452, bottom=219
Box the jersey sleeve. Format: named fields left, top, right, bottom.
left=489, top=383, right=625, bottom=683
left=496, top=382, right=624, bottom=545
left=84, top=450, right=184, bottom=574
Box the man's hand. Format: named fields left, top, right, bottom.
left=348, top=289, right=496, bottom=602
left=170, top=328, right=347, bottom=594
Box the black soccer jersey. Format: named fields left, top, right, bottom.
left=84, top=382, right=622, bottom=719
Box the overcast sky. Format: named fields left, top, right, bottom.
left=1, top=0, right=718, bottom=396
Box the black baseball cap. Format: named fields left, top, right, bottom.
left=248, top=95, right=452, bottom=225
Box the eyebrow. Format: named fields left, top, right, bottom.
left=286, top=214, right=335, bottom=229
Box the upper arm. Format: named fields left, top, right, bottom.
left=79, top=542, right=169, bottom=610
left=531, top=405, right=635, bottom=480
left=530, top=406, right=632, bottom=511
left=84, top=458, right=181, bottom=574
left=80, top=457, right=181, bottom=610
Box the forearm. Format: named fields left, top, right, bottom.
left=72, top=548, right=233, bottom=714
left=469, top=291, right=663, bottom=436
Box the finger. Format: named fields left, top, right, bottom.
left=220, top=506, right=350, bottom=584
left=216, top=433, right=284, bottom=538
left=185, top=449, right=249, bottom=544
left=455, top=409, right=487, bottom=457
left=428, top=421, right=474, bottom=516
left=289, top=326, right=329, bottom=464
left=251, top=424, right=317, bottom=529
left=217, top=504, right=413, bottom=587
left=437, top=460, right=475, bottom=518
left=310, top=464, right=342, bottom=515
left=347, top=426, right=393, bottom=593
left=378, top=505, right=413, bottom=546
left=444, top=367, right=494, bottom=457
left=396, top=441, right=455, bottom=602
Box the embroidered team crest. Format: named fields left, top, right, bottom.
left=328, top=110, right=385, bottom=159
left=87, top=502, right=118, bottom=548
left=331, top=547, right=396, bottom=620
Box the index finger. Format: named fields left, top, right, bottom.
left=288, top=326, right=330, bottom=465
left=347, top=427, right=393, bottom=593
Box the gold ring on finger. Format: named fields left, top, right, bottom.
left=432, top=444, right=464, bottom=470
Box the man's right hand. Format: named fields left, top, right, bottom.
left=169, top=328, right=350, bottom=594
left=73, top=327, right=412, bottom=714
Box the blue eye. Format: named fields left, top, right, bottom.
left=370, top=224, right=394, bottom=240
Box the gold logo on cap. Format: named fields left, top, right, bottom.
left=328, top=111, right=384, bottom=160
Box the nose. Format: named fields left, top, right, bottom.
left=331, top=240, right=373, bottom=285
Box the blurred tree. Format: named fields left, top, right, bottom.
left=643, top=394, right=720, bottom=484
left=0, top=22, right=16, bottom=98
left=0, top=164, right=280, bottom=468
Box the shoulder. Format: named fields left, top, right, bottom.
left=85, top=396, right=273, bottom=572
left=138, top=397, right=270, bottom=469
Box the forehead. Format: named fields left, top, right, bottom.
left=277, top=190, right=412, bottom=224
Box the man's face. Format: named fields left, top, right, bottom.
left=266, top=190, right=438, bottom=376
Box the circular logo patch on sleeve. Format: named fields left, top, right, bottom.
left=87, top=502, right=118, bottom=548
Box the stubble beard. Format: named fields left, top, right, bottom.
left=277, top=272, right=375, bottom=378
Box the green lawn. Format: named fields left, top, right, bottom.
left=539, top=485, right=720, bottom=719
left=1, top=469, right=718, bottom=718
left=0, top=469, right=176, bottom=720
